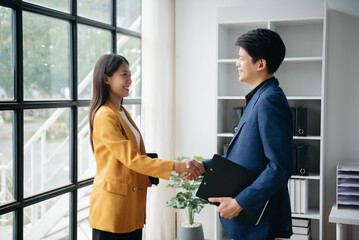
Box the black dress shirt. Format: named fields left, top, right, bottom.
left=245, top=77, right=276, bottom=105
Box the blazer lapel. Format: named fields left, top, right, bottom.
left=104, top=101, right=144, bottom=154
left=226, top=79, right=277, bottom=153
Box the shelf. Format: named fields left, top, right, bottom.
left=216, top=4, right=326, bottom=239
left=217, top=96, right=322, bottom=101
left=291, top=174, right=321, bottom=180
left=287, top=96, right=322, bottom=100
left=217, top=96, right=245, bottom=100
left=293, top=136, right=321, bottom=140
left=218, top=56, right=323, bottom=64
left=218, top=133, right=321, bottom=140
left=284, top=57, right=322, bottom=62
left=217, top=133, right=234, bottom=137
left=292, top=209, right=320, bottom=220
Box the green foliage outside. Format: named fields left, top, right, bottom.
left=0, top=7, right=13, bottom=99
left=167, top=156, right=209, bottom=226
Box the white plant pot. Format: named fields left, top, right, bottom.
left=179, top=222, right=204, bottom=240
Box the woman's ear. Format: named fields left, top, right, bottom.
left=104, top=75, right=109, bottom=85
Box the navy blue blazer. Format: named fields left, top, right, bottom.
left=204, top=78, right=293, bottom=240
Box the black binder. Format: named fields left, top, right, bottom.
left=232, top=107, right=244, bottom=133
left=291, top=107, right=296, bottom=136
left=296, top=107, right=307, bottom=136
left=147, top=153, right=160, bottom=185
left=196, top=154, right=268, bottom=225
left=292, top=144, right=297, bottom=176
left=296, top=145, right=309, bottom=176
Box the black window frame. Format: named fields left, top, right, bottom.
left=0, top=0, right=141, bottom=239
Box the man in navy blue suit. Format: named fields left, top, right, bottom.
left=186, top=28, right=294, bottom=240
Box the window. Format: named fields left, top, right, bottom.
left=0, top=1, right=141, bottom=239
left=0, top=6, right=14, bottom=100
left=23, top=12, right=71, bottom=100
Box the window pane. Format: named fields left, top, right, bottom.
left=78, top=0, right=111, bottom=24
left=24, top=108, right=70, bottom=197
left=0, top=212, right=13, bottom=240
left=24, top=0, right=70, bottom=13
left=117, top=34, right=141, bottom=97
left=0, top=111, right=14, bottom=204
left=123, top=104, right=141, bottom=127
left=24, top=194, right=69, bottom=239
left=78, top=107, right=95, bottom=180
left=23, top=12, right=70, bottom=100
left=77, top=185, right=92, bottom=239
left=78, top=25, right=111, bottom=99
left=117, top=0, right=141, bottom=32
left=0, top=7, right=14, bottom=101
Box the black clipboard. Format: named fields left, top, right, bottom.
left=196, top=154, right=268, bottom=225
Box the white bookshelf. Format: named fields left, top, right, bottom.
left=215, top=1, right=327, bottom=240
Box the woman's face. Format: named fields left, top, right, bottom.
left=105, top=62, right=132, bottom=98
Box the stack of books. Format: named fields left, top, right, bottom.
left=277, top=218, right=311, bottom=240
left=291, top=218, right=311, bottom=240
left=288, top=179, right=308, bottom=214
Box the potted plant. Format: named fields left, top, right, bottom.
left=167, top=156, right=208, bottom=240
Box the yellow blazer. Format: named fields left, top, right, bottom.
left=89, top=100, right=174, bottom=233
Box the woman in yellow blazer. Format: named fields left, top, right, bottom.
left=88, top=54, right=202, bottom=240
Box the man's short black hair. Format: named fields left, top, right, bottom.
left=236, top=28, right=286, bottom=74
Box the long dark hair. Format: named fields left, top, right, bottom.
left=89, top=54, right=129, bottom=151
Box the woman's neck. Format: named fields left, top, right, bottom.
left=108, top=95, right=123, bottom=111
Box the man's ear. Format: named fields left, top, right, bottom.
left=257, top=59, right=267, bottom=72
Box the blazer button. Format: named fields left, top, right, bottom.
left=133, top=187, right=137, bottom=191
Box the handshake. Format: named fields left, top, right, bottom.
left=173, top=159, right=206, bottom=181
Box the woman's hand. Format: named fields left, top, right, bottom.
left=147, top=178, right=153, bottom=187
left=173, top=160, right=204, bottom=179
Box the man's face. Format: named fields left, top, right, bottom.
left=235, top=47, right=258, bottom=85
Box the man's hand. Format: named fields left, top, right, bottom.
left=209, top=197, right=243, bottom=219
left=178, top=159, right=206, bottom=181
left=173, top=160, right=202, bottom=179
left=184, top=158, right=206, bottom=175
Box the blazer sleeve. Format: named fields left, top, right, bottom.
left=93, top=109, right=174, bottom=180
left=235, top=91, right=293, bottom=216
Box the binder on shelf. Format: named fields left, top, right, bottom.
left=337, top=162, right=359, bottom=207
left=196, top=154, right=268, bottom=225
left=291, top=107, right=296, bottom=136
left=300, top=179, right=308, bottom=214
left=296, top=107, right=307, bottom=136
left=232, top=106, right=243, bottom=133
left=296, top=145, right=309, bottom=176
left=292, top=144, right=297, bottom=176
left=295, top=179, right=301, bottom=214
left=290, top=179, right=295, bottom=213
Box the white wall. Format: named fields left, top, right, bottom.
left=325, top=1, right=359, bottom=239
left=175, top=1, right=240, bottom=238
left=175, top=0, right=359, bottom=239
